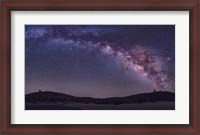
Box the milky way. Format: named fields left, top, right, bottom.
left=25, top=25, right=175, bottom=98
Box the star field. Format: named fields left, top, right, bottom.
left=25, top=25, right=175, bottom=98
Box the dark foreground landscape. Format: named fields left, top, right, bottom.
left=25, top=91, right=175, bottom=110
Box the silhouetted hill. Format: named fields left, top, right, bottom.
left=25, top=91, right=175, bottom=105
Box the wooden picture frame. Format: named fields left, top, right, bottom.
left=0, top=0, right=199, bottom=134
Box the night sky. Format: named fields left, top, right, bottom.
left=25, top=25, right=175, bottom=98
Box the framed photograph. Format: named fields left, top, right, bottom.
left=1, top=0, right=199, bottom=134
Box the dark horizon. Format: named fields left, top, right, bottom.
left=25, top=90, right=175, bottom=110
left=26, top=89, right=175, bottom=98
left=25, top=25, right=175, bottom=98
